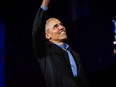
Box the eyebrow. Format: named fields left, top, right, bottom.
left=53, top=23, right=63, bottom=28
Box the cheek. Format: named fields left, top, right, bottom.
left=51, top=31, right=59, bottom=36
left=52, top=33, right=59, bottom=38
left=51, top=33, right=60, bottom=39
left=49, top=30, right=60, bottom=37
left=49, top=32, right=57, bottom=38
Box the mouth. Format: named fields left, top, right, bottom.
left=59, top=30, right=66, bottom=34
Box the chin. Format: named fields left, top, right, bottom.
left=62, top=36, right=67, bottom=41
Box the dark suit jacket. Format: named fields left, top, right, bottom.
left=32, top=8, right=90, bottom=87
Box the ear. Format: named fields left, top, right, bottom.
left=45, top=33, right=51, bottom=40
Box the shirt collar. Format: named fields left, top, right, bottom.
left=53, top=43, right=70, bottom=51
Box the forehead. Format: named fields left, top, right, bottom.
left=48, top=19, right=61, bottom=26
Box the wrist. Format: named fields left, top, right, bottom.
left=40, top=6, right=48, bottom=11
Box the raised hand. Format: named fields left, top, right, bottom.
left=41, top=0, right=51, bottom=7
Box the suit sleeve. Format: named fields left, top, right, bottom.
left=32, top=8, right=47, bottom=58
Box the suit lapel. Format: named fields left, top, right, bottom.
left=48, top=42, right=74, bottom=77
left=62, top=49, right=73, bottom=69
left=61, top=49, right=75, bottom=77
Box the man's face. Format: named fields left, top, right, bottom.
left=45, top=19, right=67, bottom=43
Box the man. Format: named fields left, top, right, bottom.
left=32, top=0, right=90, bottom=87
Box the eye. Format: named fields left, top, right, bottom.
left=54, top=24, right=59, bottom=28
left=53, top=24, right=59, bottom=29
left=53, top=23, right=64, bottom=29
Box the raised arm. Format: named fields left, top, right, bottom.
left=41, top=0, right=50, bottom=7
left=32, top=0, right=50, bottom=58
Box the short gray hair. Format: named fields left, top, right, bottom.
left=45, top=17, right=58, bottom=33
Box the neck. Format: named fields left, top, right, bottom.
left=49, top=40, right=64, bottom=45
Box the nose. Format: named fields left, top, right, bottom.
left=58, top=24, right=65, bottom=30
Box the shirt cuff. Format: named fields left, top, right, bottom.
left=40, top=6, right=48, bottom=11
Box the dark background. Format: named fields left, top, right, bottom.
left=0, top=0, right=116, bottom=87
